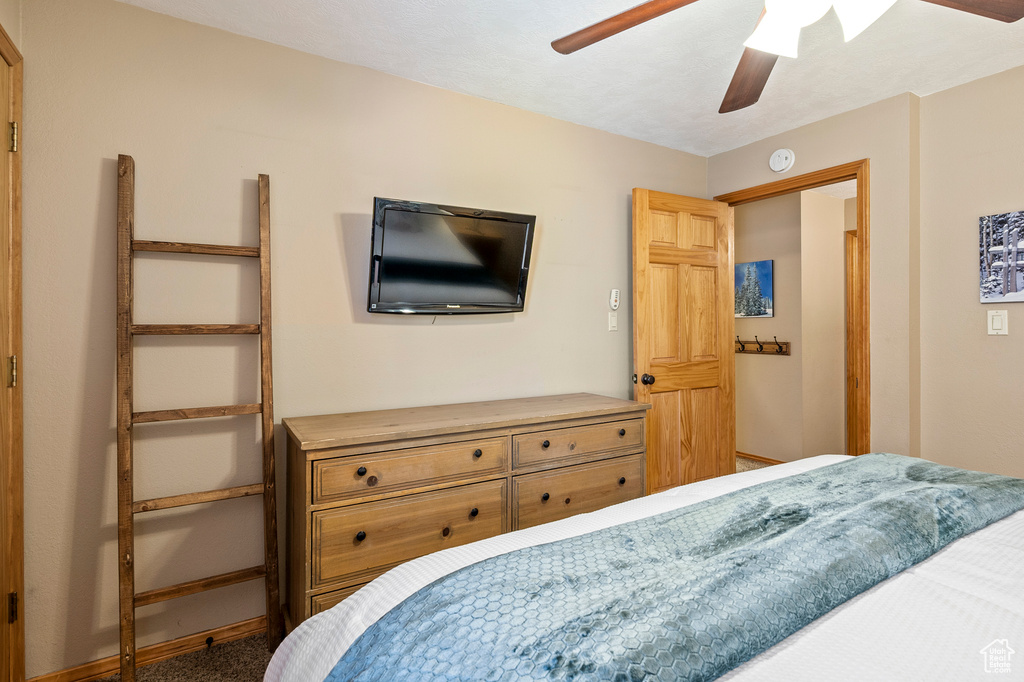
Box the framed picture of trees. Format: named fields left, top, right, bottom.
left=735, top=260, right=774, bottom=318
left=980, top=209, right=1024, bottom=302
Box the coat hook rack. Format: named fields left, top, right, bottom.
left=735, top=336, right=790, bottom=355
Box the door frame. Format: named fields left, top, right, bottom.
left=0, top=19, right=22, bottom=682
left=714, top=159, right=870, bottom=456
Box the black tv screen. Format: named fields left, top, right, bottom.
left=367, top=198, right=536, bottom=314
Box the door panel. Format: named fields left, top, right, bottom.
left=689, top=266, right=717, bottom=359
left=692, top=387, right=720, bottom=481
left=650, top=264, right=680, bottom=362
left=690, top=215, right=717, bottom=249
left=633, top=189, right=734, bottom=494
left=648, top=391, right=681, bottom=488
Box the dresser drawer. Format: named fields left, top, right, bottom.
left=514, top=419, right=643, bottom=469
left=312, top=437, right=508, bottom=505
left=312, top=479, right=507, bottom=589
left=311, top=584, right=363, bottom=616
left=513, top=454, right=643, bottom=530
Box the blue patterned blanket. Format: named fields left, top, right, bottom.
left=327, top=454, right=1024, bottom=681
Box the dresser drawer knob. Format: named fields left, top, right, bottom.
left=542, top=440, right=550, bottom=449
left=356, top=466, right=367, bottom=477
left=473, top=448, right=483, bottom=458
left=441, top=526, right=451, bottom=538
left=470, top=507, right=479, bottom=518
left=355, top=531, right=366, bottom=542
left=619, top=428, right=626, bottom=437
left=541, top=493, right=550, bottom=502
left=619, top=477, right=626, bottom=485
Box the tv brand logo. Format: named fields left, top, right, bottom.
left=446, top=305, right=461, bottom=309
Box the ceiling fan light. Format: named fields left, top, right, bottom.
left=833, top=0, right=898, bottom=41
left=744, top=13, right=803, bottom=58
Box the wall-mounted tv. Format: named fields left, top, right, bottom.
left=367, top=197, right=536, bottom=314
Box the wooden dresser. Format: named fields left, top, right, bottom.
left=283, top=393, right=649, bottom=628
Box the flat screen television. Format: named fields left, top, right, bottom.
left=367, top=197, right=536, bottom=314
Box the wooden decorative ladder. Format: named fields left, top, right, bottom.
left=115, top=154, right=281, bottom=681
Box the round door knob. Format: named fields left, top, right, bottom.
left=355, top=531, right=366, bottom=542
left=356, top=466, right=367, bottom=476
left=542, top=440, right=551, bottom=449
left=640, top=373, right=656, bottom=385
left=541, top=493, right=550, bottom=502
left=618, top=429, right=626, bottom=437
left=619, top=477, right=627, bottom=485
left=469, top=507, right=479, bottom=518
left=473, top=448, right=483, bottom=458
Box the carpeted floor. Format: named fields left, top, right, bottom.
left=95, top=635, right=272, bottom=682
left=735, top=455, right=773, bottom=472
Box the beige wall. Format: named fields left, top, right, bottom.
left=734, top=194, right=802, bottom=461
left=0, top=0, right=18, bottom=48
left=710, top=94, right=919, bottom=458
left=21, top=0, right=707, bottom=674
left=800, top=191, right=847, bottom=458
left=734, top=192, right=847, bottom=462
left=919, top=65, right=1024, bottom=479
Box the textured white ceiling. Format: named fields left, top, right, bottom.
left=113, top=0, right=1024, bottom=156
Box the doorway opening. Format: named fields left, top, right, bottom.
left=715, top=160, right=870, bottom=459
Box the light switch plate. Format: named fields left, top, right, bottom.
left=988, top=309, right=1008, bottom=335
left=608, top=312, right=618, bottom=331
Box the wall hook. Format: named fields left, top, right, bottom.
left=755, top=335, right=764, bottom=352
left=736, top=335, right=745, bottom=352
left=774, top=336, right=784, bottom=353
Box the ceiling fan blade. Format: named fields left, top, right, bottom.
left=920, top=0, right=1024, bottom=22
left=719, top=47, right=779, bottom=113
left=551, top=0, right=703, bottom=55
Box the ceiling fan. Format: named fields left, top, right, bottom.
left=552, top=0, right=1024, bottom=113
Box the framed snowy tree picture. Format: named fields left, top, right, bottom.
left=980, top=209, right=1024, bottom=302
left=735, top=260, right=774, bottom=318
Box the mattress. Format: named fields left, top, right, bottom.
left=266, top=455, right=1024, bottom=681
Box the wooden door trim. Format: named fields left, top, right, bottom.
left=845, top=230, right=858, bottom=457
left=0, top=19, right=22, bottom=682
left=715, top=159, right=870, bottom=456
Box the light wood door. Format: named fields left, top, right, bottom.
left=633, top=189, right=735, bottom=493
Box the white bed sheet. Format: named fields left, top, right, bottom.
left=266, top=455, right=1024, bottom=681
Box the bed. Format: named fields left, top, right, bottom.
left=266, top=454, right=1024, bottom=681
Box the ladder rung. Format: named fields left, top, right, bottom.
left=134, top=565, right=267, bottom=608
left=131, top=324, right=261, bottom=335
left=133, top=483, right=265, bottom=513
left=133, top=403, right=262, bottom=424
left=132, top=240, right=260, bottom=258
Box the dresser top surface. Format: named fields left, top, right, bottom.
left=283, top=393, right=650, bottom=451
